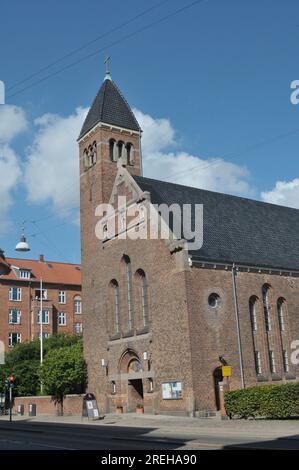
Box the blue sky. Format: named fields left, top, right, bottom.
left=1, top=0, right=299, bottom=264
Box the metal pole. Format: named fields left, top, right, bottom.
left=40, top=278, right=43, bottom=393
left=9, top=385, right=12, bottom=422
left=231, top=264, right=245, bottom=389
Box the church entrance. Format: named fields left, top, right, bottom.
left=128, top=379, right=144, bottom=411
left=213, top=367, right=223, bottom=411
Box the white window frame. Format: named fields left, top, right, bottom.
left=74, top=297, right=82, bottom=315
left=269, top=350, right=276, bottom=374
left=37, top=309, right=50, bottom=325
left=254, top=351, right=262, bottom=375
left=35, top=289, right=47, bottom=300
left=59, top=290, right=66, bottom=304
left=9, top=309, right=21, bottom=324
left=282, top=350, right=289, bottom=373
left=9, top=287, right=22, bottom=301
left=38, top=332, right=50, bottom=340
left=8, top=332, right=21, bottom=347
left=19, top=269, right=31, bottom=279
left=58, top=311, right=66, bottom=326
left=75, top=322, right=82, bottom=334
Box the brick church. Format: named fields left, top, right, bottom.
left=79, top=69, right=299, bottom=415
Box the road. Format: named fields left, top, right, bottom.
left=0, top=416, right=298, bottom=450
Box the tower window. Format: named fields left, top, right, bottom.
left=126, top=143, right=134, bottom=165
left=109, top=139, right=117, bottom=161
left=208, top=293, right=220, bottom=308
left=117, top=141, right=124, bottom=160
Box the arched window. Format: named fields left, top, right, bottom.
left=137, top=269, right=149, bottom=327
left=277, top=298, right=286, bottom=332
left=74, top=295, right=82, bottom=315
left=117, top=141, right=124, bottom=160
left=126, top=143, right=134, bottom=165
left=109, top=139, right=117, bottom=161
left=249, top=296, right=257, bottom=332
left=110, top=280, right=120, bottom=334
left=262, top=284, right=271, bottom=331
left=123, top=256, right=134, bottom=331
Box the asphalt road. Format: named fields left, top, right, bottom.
left=0, top=419, right=298, bottom=450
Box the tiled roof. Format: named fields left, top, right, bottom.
left=79, top=78, right=141, bottom=139
left=1, top=258, right=81, bottom=285
left=134, top=175, right=299, bottom=271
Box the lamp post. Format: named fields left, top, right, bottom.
left=15, top=230, right=43, bottom=392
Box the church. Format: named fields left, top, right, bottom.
left=79, top=67, right=299, bottom=415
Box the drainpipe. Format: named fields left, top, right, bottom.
left=231, top=263, right=245, bottom=389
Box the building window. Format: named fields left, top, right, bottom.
left=208, top=293, right=219, bottom=308
left=124, top=256, right=134, bottom=331
left=37, top=310, right=50, bottom=324
left=9, top=287, right=21, bottom=301
left=38, top=332, right=50, bottom=340
left=269, top=350, right=276, bottom=374
left=126, top=143, right=134, bottom=165
left=254, top=351, right=262, bottom=375
left=282, top=350, right=289, bottom=373
left=59, top=291, right=66, bottom=304
left=138, top=270, right=149, bottom=327
left=75, top=322, right=82, bottom=334
left=117, top=141, right=124, bottom=160
left=58, top=312, right=66, bottom=326
left=110, top=280, right=120, bottom=334
left=74, top=296, right=82, bottom=314
left=277, top=298, right=286, bottom=332
left=109, top=139, right=117, bottom=161
left=262, top=284, right=271, bottom=331
left=8, top=333, right=21, bottom=347
left=249, top=297, right=257, bottom=331
left=34, top=289, right=47, bottom=300
left=8, top=309, right=21, bottom=324
left=19, top=269, right=31, bottom=279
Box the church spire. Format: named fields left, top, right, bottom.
left=104, top=56, right=112, bottom=81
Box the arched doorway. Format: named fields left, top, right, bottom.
left=119, top=349, right=144, bottom=412
left=213, top=367, right=223, bottom=410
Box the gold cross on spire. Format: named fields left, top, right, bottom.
left=104, top=56, right=111, bottom=80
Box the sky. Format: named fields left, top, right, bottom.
left=1, top=0, right=299, bottom=264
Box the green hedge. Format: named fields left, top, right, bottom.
left=224, top=382, right=299, bottom=419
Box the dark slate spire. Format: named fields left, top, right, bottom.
left=79, top=77, right=141, bottom=139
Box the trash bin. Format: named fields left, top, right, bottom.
left=17, top=404, right=24, bottom=416
left=28, top=403, right=36, bottom=416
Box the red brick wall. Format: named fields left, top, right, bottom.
left=0, top=280, right=82, bottom=351
left=13, top=394, right=84, bottom=416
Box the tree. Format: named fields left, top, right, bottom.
left=39, top=340, right=86, bottom=414
left=0, top=334, right=84, bottom=397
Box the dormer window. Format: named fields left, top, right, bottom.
left=19, top=269, right=31, bottom=279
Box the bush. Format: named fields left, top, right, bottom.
left=225, top=382, right=299, bottom=419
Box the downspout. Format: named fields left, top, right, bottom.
left=28, top=281, right=32, bottom=341
left=231, top=263, right=245, bottom=389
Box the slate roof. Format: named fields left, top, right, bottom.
left=79, top=78, right=141, bottom=139
left=133, top=175, right=299, bottom=271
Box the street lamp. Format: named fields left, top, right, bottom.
left=15, top=230, right=44, bottom=392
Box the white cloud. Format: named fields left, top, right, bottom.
left=0, top=145, right=22, bottom=232
left=0, top=104, right=27, bottom=143
left=261, top=179, right=299, bottom=209
left=0, top=105, right=26, bottom=232
left=24, top=107, right=88, bottom=218
left=135, top=109, right=253, bottom=196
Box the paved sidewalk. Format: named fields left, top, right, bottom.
left=1, top=412, right=298, bottom=441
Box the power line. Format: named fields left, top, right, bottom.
left=7, top=0, right=172, bottom=92
left=7, top=0, right=204, bottom=99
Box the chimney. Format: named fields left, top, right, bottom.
left=39, top=254, right=45, bottom=262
